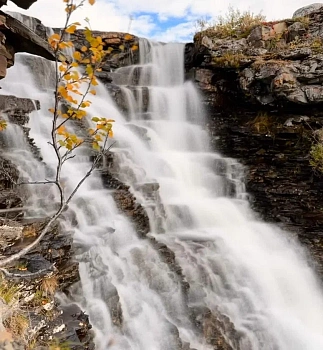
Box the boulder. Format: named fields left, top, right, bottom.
left=293, top=3, right=323, bottom=18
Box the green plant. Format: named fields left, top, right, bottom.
left=49, top=338, right=72, bottom=350
left=310, top=143, right=323, bottom=173
left=198, top=6, right=265, bottom=39
left=212, top=52, right=249, bottom=68
left=310, top=129, right=323, bottom=173
left=0, top=277, right=19, bottom=304
left=246, top=112, right=278, bottom=134
left=293, top=15, right=310, bottom=28
left=311, top=37, right=323, bottom=53
left=4, top=313, right=29, bottom=338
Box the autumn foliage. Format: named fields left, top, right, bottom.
left=48, top=0, right=114, bottom=153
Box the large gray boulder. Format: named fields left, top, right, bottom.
left=293, top=3, right=323, bottom=18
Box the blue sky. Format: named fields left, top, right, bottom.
left=4, top=0, right=319, bottom=42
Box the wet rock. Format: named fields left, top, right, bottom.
left=105, top=83, right=150, bottom=117
left=0, top=95, right=39, bottom=121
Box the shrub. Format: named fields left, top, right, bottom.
left=196, top=6, right=266, bottom=39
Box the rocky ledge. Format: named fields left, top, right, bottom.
left=187, top=4, right=323, bottom=274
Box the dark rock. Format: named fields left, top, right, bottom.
left=5, top=0, right=37, bottom=9
left=287, top=22, right=307, bottom=42
left=1, top=11, right=54, bottom=61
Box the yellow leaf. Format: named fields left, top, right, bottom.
left=90, top=89, right=96, bottom=95
left=59, top=64, right=66, bottom=72
left=81, top=46, right=88, bottom=52
left=88, top=0, right=95, bottom=5
left=91, top=77, right=98, bottom=86
left=66, top=25, right=77, bottom=34
left=71, top=71, right=80, bottom=80
left=93, top=141, right=100, bottom=150
left=108, top=130, right=114, bottom=138
left=81, top=101, right=91, bottom=108
left=73, top=51, right=82, bottom=61
left=57, top=125, right=66, bottom=135
left=119, top=45, right=125, bottom=51
left=124, top=34, right=133, bottom=41
left=86, top=65, right=93, bottom=75
left=131, top=45, right=139, bottom=51
left=0, top=120, right=7, bottom=131
left=58, top=54, right=67, bottom=62
left=48, top=108, right=55, bottom=113
left=49, top=33, right=60, bottom=42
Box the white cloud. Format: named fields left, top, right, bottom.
left=3, top=0, right=320, bottom=41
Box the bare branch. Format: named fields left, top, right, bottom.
left=0, top=205, right=65, bottom=268
left=0, top=207, right=30, bottom=214
left=0, top=264, right=56, bottom=281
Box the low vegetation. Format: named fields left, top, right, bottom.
left=195, top=6, right=266, bottom=39
left=0, top=277, right=29, bottom=341
left=212, top=52, right=250, bottom=68
left=310, top=129, right=323, bottom=173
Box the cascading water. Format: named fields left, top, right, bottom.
left=0, top=37, right=322, bottom=350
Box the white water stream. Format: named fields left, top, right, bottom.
left=0, top=39, right=323, bottom=350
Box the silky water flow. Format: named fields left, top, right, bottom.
left=0, top=39, right=323, bottom=350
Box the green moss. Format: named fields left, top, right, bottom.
left=310, top=143, right=323, bottom=173
left=49, top=339, right=72, bottom=350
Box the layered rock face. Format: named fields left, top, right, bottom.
left=0, top=7, right=54, bottom=79
left=188, top=5, right=323, bottom=273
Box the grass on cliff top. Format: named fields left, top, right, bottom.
left=195, top=6, right=266, bottom=40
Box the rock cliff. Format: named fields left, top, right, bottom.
left=188, top=4, right=323, bottom=274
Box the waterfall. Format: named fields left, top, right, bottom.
left=0, top=38, right=323, bottom=350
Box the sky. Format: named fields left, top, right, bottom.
left=4, top=0, right=320, bottom=42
